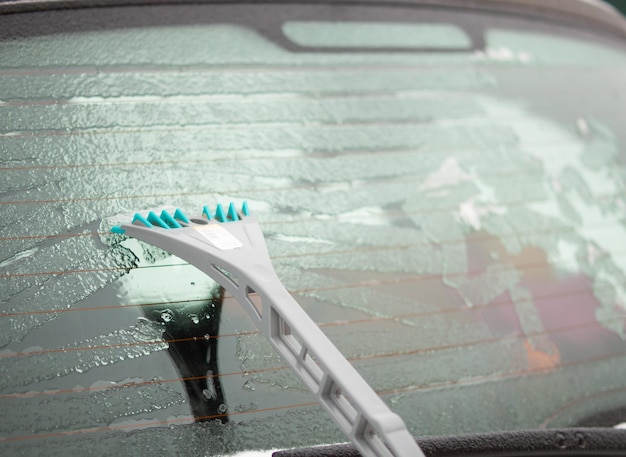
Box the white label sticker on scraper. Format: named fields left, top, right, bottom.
left=194, top=225, right=243, bottom=250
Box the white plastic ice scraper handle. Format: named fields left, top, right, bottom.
left=114, top=206, right=425, bottom=457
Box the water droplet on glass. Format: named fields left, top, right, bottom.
left=160, top=309, right=174, bottom=323
left=202, top=389, right=214, bottom=400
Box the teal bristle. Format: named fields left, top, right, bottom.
left=227, top=202, right=239, bottom=221
left=241, top=201, right=250, bottom=216
left=214, top=204, right=226, bottom=222
left=147, top=211, right=169, bottom=229
left=111, top=225, right=126, bottom=234
left=160, top=210, right=182, bottom=228
left=174, top=208, right=190, bottom=223
left=202, top=205, right=212, bottom=220
left=132, top=213, right=153, bottom=228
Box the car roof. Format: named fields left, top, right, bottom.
left=1, top=0, right=625, bottom=38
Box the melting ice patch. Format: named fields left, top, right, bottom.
left=335, top=206, right=392, bottom=226
left=271, top=234, right=334, bottom=245
left=0, top=246, right=39, bottom=269
left=474, top=46, right=532, bottom=63
left=475, top=97, right=626, bottom=335
left=0, top=322, right=168, bottom=391
left=419, top=157, right=471, bottom=192
left=457, top=199, right=506, bottom=230
left=0, top=381, right=185, bottom=434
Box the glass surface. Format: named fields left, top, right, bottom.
left=1, top=3, right=626, bottom=455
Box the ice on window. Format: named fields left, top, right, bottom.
left=2, top=10, right=626, bottom=455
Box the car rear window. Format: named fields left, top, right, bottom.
left=1, top=3, right=626, bottom=455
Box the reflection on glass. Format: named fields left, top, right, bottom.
left=140, top=285, right=228, bottom=423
